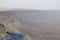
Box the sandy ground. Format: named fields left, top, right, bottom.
left=1, top=10, right=60, bottom=40
left=0, top=15, right=46, bottom=40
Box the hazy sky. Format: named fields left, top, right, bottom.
left=0, top=0, right=60, bottom=10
